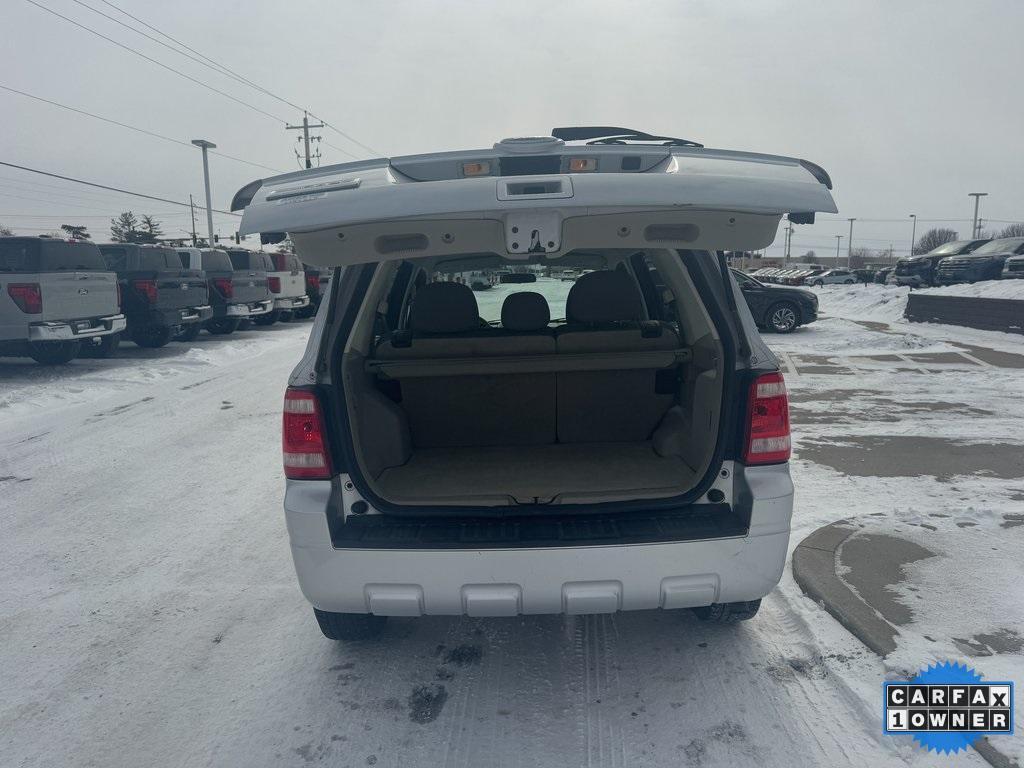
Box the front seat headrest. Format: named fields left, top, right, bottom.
left=501, top=291, right=551, bottom=331
left=411, top=281, right=480, bottom=333
left=565, top=270, right=643, bottom=324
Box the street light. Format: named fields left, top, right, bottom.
left=191, top=139, right=217, bottom=246
left=968, top=193, right=988, bottom=239
left=909, top=214, right=917, bottom=257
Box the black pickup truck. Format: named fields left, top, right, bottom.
left=98, top=244, right=212, bottom=348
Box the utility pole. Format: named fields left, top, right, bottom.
left=968, top=192, right=988, bottom=238
left=784, top=222, right=794, bottom=263
left=286, top=111, right=325, bottom=169
left=835, top=235, right=843, bottom=261
left=909, top=214, right=917, bottom=257
left=847, top=217, right=856, bottom=268
left=191, top=139, right=216, bottom=246
left=189, top=194, right=198, bottom=247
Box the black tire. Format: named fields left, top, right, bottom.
left=277, top=310, right=294, bottom=323
left=810, top=280, right=823, bottom=287
left=692, top=599, right=761, bottom=623
left=176, top=323, right=202, bottom=342
left=27, top=340, right=80, bottom=365
left=130, top=323, right=173, bottom=348
left=81, top=332, right=121, bottom=358
left=313, top=609, right=387, bottom=641
left=843, top=279, right=855, bottom=284
left=766, top=302, right=800, bottom=333
left=206, top=318, right=240, bottom=335
left=237, top=319, right=253, bottom=331
left=252, top=310, right=279, bottom=327
left=294, top=303, right=316, bottom=319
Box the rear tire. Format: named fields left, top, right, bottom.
left=313, top=609, right=387, bottom=641
left=130, top=324, right=173, bottom=348
left=28, top=340, right=80, bottom=365
left=237, top=319, right=253, bottom=331
left=692, top=599, right=761, bottom=623
left=81, top=332, right=121, bottom=358
left=206, top=318, right=239, bottom=335
left=810, top=280, right=823, bottom=287
left=176, top=323, right=202, bottom=342
left=252, top=310, right=279, bottom=326
left=766, top=302, right=800, bottom=333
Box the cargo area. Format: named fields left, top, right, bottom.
left=338, top=250, right=727, bottom=508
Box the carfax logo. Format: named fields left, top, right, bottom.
left=884, top=661, right=1014, bottom=754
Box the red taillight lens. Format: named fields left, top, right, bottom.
left=305, top=274, right=318, bottom=290
left=268, top=276, right=281, bottom=294
left=213, top=278, right=233, bottom=299
left=132, top=279, right=158, bottom=304
left=283, top=388, right=333, bottom=480
left=8, top=283, right=42, bottom=314
left=742, top=372, right=791, bottom=465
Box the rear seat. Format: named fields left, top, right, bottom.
left=375, top=282, right=556, bottom=447
left=555, top=270, right=680, bottom=443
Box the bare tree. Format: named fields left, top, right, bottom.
left=998, top=222, right=1024, bottom=238
left=0, top=223, right=12, bottom=236
left=915, top=227, right=958, bottom=254
left=848, top=247, right=873, bottom=268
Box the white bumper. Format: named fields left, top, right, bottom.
left=283, top=465, right=793, bottom=616
left=273, top=295, right=311, bottom=311
left=226, top=299, right=274, bottom=317
left=28, top=314, right=126, bottom=342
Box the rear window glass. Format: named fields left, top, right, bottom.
left=0, top=239, right=106, bottom=272
left=201, top=250, right=232, bottom=271
left=227, top=251, right=251, bottom=270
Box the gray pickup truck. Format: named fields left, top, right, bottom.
left=0, top=236, right=125, bottom=364
left=176, top=247, right=274, bottom=335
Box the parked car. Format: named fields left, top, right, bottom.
left=936, top=237, right=1024, bottom=284
left=97, top=243, right=211, bottom=348
left=0, top=236, right=125, bottom=364
left=221, top=248, right=275, bottom=329
left=230, top=129, right=838, bottom=640
left=1002, top=253, right=1024, bottom=279
left=888, top=239, right=989, bottom=288
left=176, top=247, right=274, bottom=335
left=874, top=267, right=894, bottom=284
left=295, top=263, right=331, bottom=318
left=852, top=268, right=876, bottom=283
left=807, top=268, right=856, bottom=286
left=260, top=252, right=311, bottom=325
left=732, top=269, right=818, bottom=333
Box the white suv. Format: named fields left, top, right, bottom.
left=231, top=128, right=838, bottom=640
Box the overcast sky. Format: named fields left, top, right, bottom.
left=2, top=0, right=1022, bottom=257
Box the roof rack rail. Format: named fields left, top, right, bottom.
left=551, top=126, right=704, bottom=148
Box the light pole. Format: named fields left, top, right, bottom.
left=191, top=139, right=217, bottom=246
left=968, top=193, right=988, bottom=238
left=835, top=235, right=843, bottom=261
left=847, top=218, right=856, bottom=268
left=909, top=214, right=917, bottom=257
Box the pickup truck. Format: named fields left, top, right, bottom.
left=295, top=263, right=331, bottom=318
left=257, top=251, right=310, bottom=326
left=1, top=236, right=125, bottom=364
left=176, top=247, right=274, bottom=336
left=98, top=244, right=212, bottom=348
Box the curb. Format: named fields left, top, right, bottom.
left=792, top=521, right=1020, bottom=768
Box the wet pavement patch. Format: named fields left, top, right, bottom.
left=838, top=534, right=935, bottom=626
left=799, top=435, right=1024, bottom=480
left=442, top=645, right=482, bottom=666
left=953, top=628, right=1024, bottom=657
left=408, top=684, right=448, bottom=724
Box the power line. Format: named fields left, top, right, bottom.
left=23, top=0, right=289, bottom=125
left=0, top=84, right=283, bottom=174
left=0, top=161, right=240, bottom=216
left=80, top=0, right=382, bottom=157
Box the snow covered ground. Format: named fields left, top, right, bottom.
left=2, top=293, right=1021, bottom=767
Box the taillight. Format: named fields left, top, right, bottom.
left=8, top=283, right=42, bottom=314
left=268, top=276, right=281, bottom=294
left=305, top=274, right=318, bottom=290
left=213, top=278, right=233, bottom=299
left=742, top=372, right=791, bottom=465
left=283, top=388, right=333, bottom=480
left=132, top=279, right=158, bottom=304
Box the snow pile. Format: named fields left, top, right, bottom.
left=815, top=284, right=911, bottom=322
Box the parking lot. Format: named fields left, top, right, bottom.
left=1, top=285, right=1020, bottom=767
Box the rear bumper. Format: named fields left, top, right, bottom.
left=226, top=299, right=274, bottom=317
left=27, top=313, right=126, bottom=341
left=136, top=305, right=213, bottom=327
left=273, top=295, right=311, bottom=310
left=283, top=464, right=793, bottom=616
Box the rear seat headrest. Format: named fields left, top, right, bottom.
left=565, top=270, right=642, bottom=324
left=411, top=281, right=480, bottom=334
left=501, top=292, right=551, bottom=331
